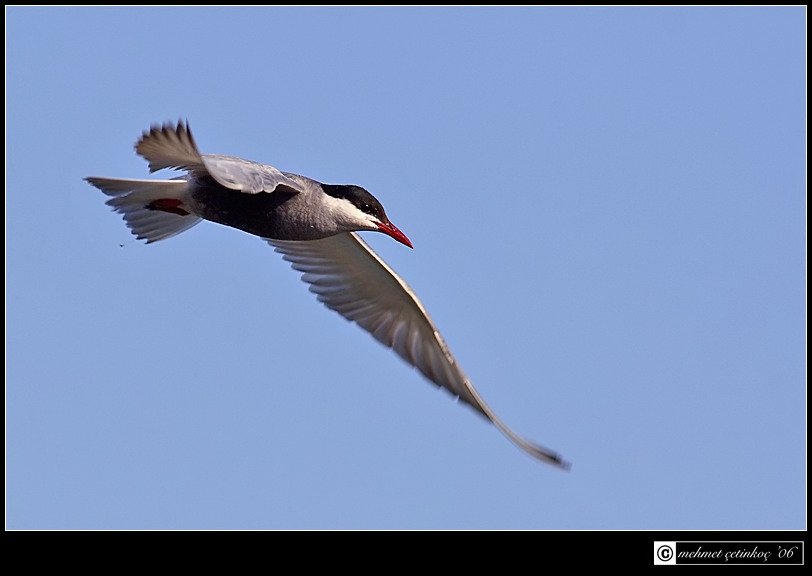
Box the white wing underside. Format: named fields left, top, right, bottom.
left=268, top=232, right=570, bottom=468
left=135, top=121, right=304, bottom=195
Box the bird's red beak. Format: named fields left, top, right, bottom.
left=376, top=220, right=413, bottom=248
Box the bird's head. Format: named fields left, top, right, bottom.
left=322, top=184, right=413, bottom=248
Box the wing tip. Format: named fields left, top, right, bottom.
left=545, top=452, right=572, bottom=471
left=138, top=117, right=191, bottom=142
left=134, top=118, right=201, bottom=173
left=520, top=438, right=571, bottom=470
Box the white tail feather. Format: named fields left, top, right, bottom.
left=85, top=177, right=201, bottom=243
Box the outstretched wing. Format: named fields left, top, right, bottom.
left=135, top=121, right=305, bottom=195
left=268, top=232, right=570, bottom=468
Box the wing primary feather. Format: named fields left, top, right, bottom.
left=134, top=119, right=206, bottom=174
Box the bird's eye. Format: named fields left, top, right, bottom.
left=360, top=203, right=372, bottom=213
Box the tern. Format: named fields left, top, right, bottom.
left=86, top=121, right=569, bottom=469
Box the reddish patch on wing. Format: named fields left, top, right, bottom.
left=147, top=198, right=190, bottom=216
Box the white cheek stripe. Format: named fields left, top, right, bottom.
left=323, top=194, right=378, bottom=229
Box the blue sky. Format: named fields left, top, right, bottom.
left=7, top=7, right=805, bottom=530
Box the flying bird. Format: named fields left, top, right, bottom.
left=86, top=121, right=569, bottom=469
